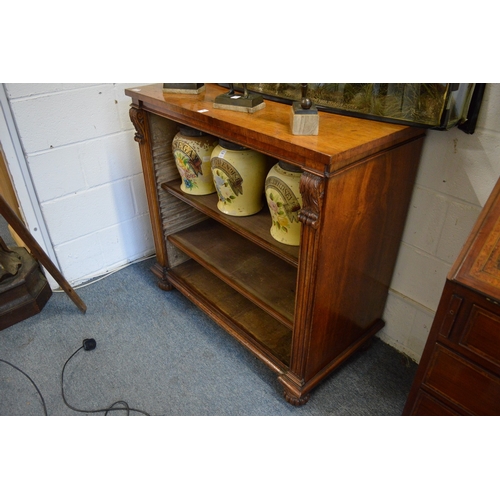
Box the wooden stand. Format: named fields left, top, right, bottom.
left=0, top=194, right=86, bottom=314
left=213, top=100, right=266, bottom=113
left=163, top=83, right=205, bottom=94
left=126, top=84, right=425, bottom=405
left=290, top=102, right=319, bottom=135
left=0, top=247, right=52, bottom=330
left=213, top=88, right=265, bottom=114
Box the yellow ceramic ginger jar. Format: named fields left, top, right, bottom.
left=210, top=140, right=267, bottom=216
left=172, top=126, right=218, bottom=195
left=265, top=161, right=303, bottom=246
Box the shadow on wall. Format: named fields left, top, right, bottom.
left=418, top=126, right=498, bottom=209
left=456, top=131, right=500, bottom=206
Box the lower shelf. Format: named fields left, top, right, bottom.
left=167, top=258, right=292, bottom=370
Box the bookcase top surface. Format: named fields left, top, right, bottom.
left=126, top=84, right=425, bottom=175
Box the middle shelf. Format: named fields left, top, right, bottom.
left=167, top=218, right=297, bottom=329
left=162, top=180, right=300, bottom=267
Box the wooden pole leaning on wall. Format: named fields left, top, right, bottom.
left=0, top=194, right=87, bottom=313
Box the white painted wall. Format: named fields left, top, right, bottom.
left=2, top=83, right=154, bottom=285
left=378, top=84, right=500, bottom=361
left=2, top=83, right=499, bottom=362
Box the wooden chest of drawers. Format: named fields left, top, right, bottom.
left=404, top=177, right=500, bottom=415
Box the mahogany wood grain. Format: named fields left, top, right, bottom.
left=459, top=305, right=500, bottom=366
left=167, top=259, right=292, bottom=367
left=126, top=84, right=424, bottom=175
left=451, top=177, right=500, bottom=299
left=410, top=391, right=461, bottom=416
left=301, top=139, right=424, bottom=380
left=129, top=107, right=171, bottom=289
left=127, top=85, right=426, bottom=405
left=422, top=344, right=500, bottom=415
left=167, top=219, right=296, bottom=328
left=404, top=176, right=500, bottom=415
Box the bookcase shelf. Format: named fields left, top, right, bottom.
left=168, top=218, right=296, bottom=328
left=162, top=180, right=299, bottom=267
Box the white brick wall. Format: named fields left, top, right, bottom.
left=3, top=83, right=499, bottom=362
left=4, top=83, right=154, bottom=284
left=378, top=84, right=500, bottom=361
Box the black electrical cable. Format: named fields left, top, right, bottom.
left=0, top=358, right=48, bottom=416
left=1, top=339, right=150, bottom=416
left=61, top=340, right=150, bottom=416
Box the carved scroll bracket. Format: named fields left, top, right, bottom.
left=298, top=172, right=325, bottom=229
left=129, top=106, right=147, bottom=144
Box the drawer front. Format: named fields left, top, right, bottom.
left=410, top=390, right=461, bottom=416
left=423, top=344, right=500, bottom=415
left=459, top=304, right=500, bottom=368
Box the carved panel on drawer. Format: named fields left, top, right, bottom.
left=423, top=344, right=500, bottom=415
left=459, top=304, right=500, bottom=369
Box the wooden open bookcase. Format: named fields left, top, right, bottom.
left=126, top=84, right=425, bottom=405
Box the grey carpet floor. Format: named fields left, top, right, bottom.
left=0, top=219, right=417, bottom=416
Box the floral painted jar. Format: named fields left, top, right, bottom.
left=265, top=161, right=303, bottom=246
left=210, top=140, right=267, bottom=216
left=172, top=126, right=218, bottom=195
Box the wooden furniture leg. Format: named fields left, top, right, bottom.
left=0, top=194, right=87, bottom=313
